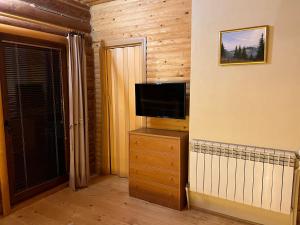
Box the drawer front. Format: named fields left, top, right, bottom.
left=130, top=134, right=180, bottom=155
left=129, top=177, right=180, bottom=210
left=130, top=149, right=179, bottom=171
left=130, top=163, right=179, bottom=187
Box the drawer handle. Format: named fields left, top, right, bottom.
left=170, top=145, right=174, bottom=150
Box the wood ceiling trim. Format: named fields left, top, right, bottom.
left=22, top=0, right=90, bottom=21
left=0, top=0, right=91, bottom=33
left=76, top=0, right=115, bottom=6
left=0, top=14, right=69, bottom=36
left=59, top=0, right=90, bottom=10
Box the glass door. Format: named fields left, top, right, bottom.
left=0, top=34, right=68, bottom=204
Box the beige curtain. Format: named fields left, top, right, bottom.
left=67, top=33, right=89, bottom=191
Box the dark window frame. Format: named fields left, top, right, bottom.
left=0, top=33, right=69, bottom=205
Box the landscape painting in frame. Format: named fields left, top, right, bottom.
left=220, top=26, right=268, bottom=65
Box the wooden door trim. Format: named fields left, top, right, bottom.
left=0, top=41, right=13, bottom=216
left=99, top=37, right=147, bottom=175
left=105, top=37, right=146, bottom=48
left=103, top=37, right=147, bottom=82
left=0, top=74, right=11, bottom=216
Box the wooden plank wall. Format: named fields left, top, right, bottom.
left=90, top=0, right=191, bottom=173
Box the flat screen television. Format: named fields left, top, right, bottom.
left=135, top=83, right=186, bottom=119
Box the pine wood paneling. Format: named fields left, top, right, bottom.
left=90, top=0, right=191, bottom=173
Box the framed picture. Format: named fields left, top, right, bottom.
left=220, top=25, right=268, bottom=65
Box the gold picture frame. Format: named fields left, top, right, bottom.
left=219, top=25, right=269, bottom=65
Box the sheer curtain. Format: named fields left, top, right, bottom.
left=67, top=33, right=89, bottom=191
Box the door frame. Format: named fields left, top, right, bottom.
left=99, top=37, right=147, bottom=175
left=0, top=69, right=10, bottom=216
left=104, top=37, right=147, bottom=79
left=0, top=32, right=69, bottom=210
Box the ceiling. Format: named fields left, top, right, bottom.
left=74, top=0, right=114, bottom=6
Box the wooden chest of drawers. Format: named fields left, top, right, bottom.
left=129, top=128, right=189, bottom=210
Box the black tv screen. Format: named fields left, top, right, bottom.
left=135, top=83, right=186, bottom=119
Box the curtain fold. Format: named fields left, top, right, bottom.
left=67, top=33, right=89, bottom=191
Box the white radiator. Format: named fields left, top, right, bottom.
left=189, top=140, right=298, bottom=214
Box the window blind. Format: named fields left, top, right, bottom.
left=2, top=42, right=66, bottom=193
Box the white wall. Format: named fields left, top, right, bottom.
left=190, top=0, right=300, bottom=151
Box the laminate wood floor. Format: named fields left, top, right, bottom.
left=0, top=176, right=251, bottom=225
